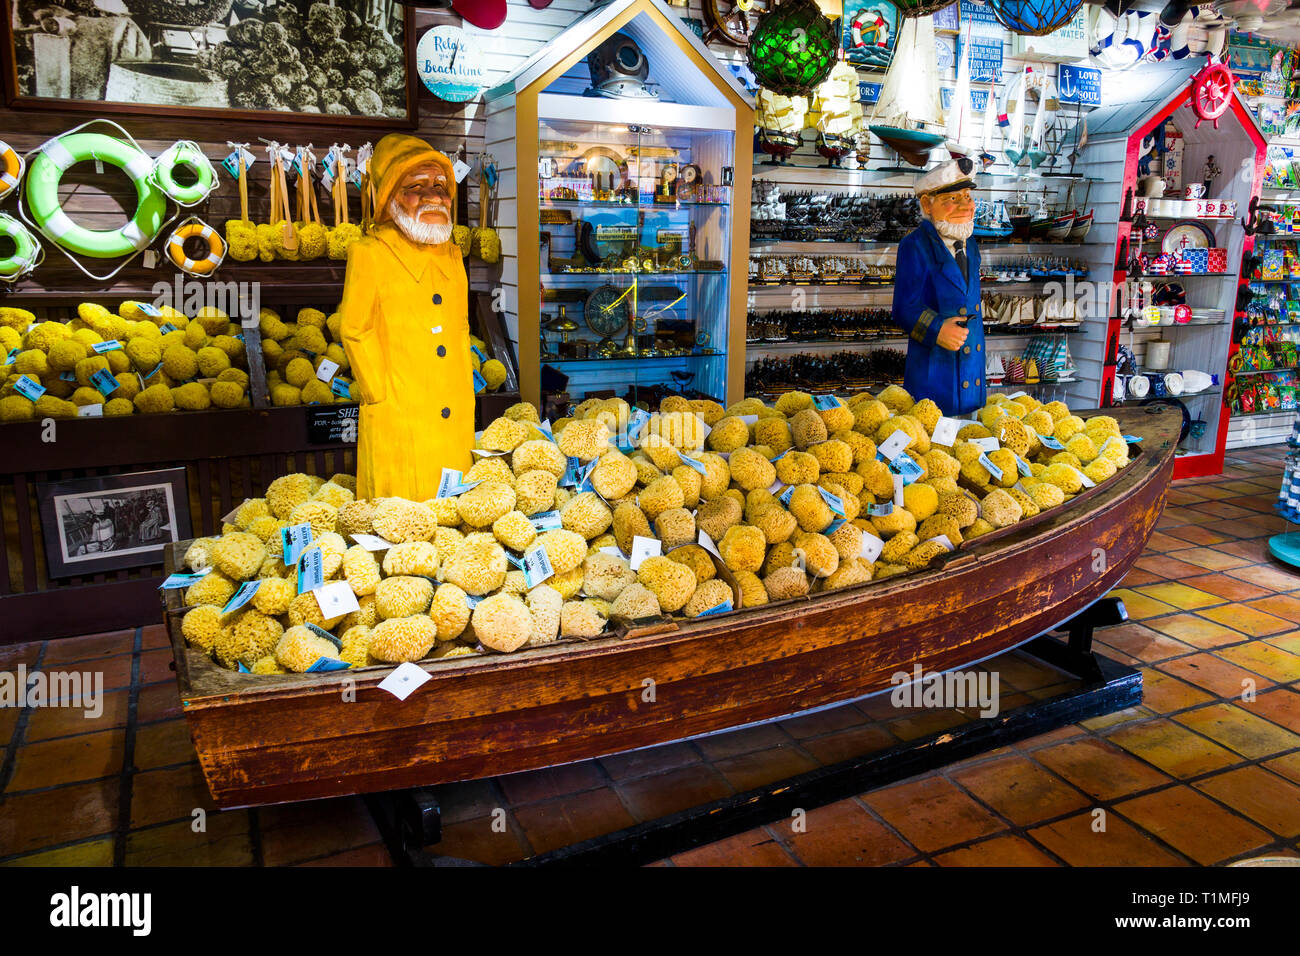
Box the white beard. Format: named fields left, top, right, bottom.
left=388, top=199, right=453, bottom=245
left=933, top=218, right=974, bottom=243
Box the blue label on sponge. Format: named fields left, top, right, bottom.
left=331, top=377, right=353, bottom=399
left=158, top=570, right=210, bottom=589
left=891, top=452, right=924, bottom=486
left=59, top=371, right=76, bottom=382
left=90, top=368, right=119, bottom=397
left=14, top=376, right=45, bottom=402
left=825, top=517, right=846, bottom=535
left=471, top=344, right=487, bottom=363
left=91, top=340, right=122, bottom=354
left=237, top=661, right=251, bottom=673
left=297, top=548, right=324, bottom=594
left=221, top=579, right=261, bottom=616
left=307, top=657, right=352, bottom=672
left=813, top=394, right=842, bottom=410
left=817, top=486, right=846, bottom=517
left=282, top=523, right=313, bottom=565
left=1015, top=455, right=1033, bottom=478
left=696, top=599, right=733, bottom=618
left=1122, top=434, right=1142, bottom=444
left=472, top=368, right=487, bottom=393
left=304, top=621, right=342, bottom=649
left=677, top=453, right=708, bottom=475
left=779, top=485, right=795, bottom=507
left=978, top=451, right=1004, bottom=482
left=3, top=347, right=18, bottom=365
left=867, top=502, right=894, bottom=517
left=1039, top=436, right=1064, bottom=450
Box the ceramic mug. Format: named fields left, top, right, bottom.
left=1224, top=200, right=1237, bottom=217
left=1134, top=197, right=1148, bottom=214
left=1185, top=184, right=1205, bottom=199
left=1194, top=200, right=1207, bottom=217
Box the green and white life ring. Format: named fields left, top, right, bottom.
left=0, top=213, right=42, bottom=282
left=24, top=130, right=167, bottom=259
left=0, top=140, right=23, bottom=201
left=153, top=140, right=217, bottom=206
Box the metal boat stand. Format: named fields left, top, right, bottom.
left=367, top=596, right=1139, bottom=867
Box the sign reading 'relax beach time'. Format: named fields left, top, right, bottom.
left=417, top=25, right=486, bottom=103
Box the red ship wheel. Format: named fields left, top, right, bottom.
left=1191, top=54, right=1234, bottom=130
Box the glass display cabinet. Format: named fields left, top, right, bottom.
left=483, top=0, right=754, bottom=411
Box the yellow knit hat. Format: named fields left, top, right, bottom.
left=370, top=133, right=456, bottom=224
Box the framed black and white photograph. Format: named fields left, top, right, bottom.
left=37, top=468, right=191, bottom=578
left=2, top=0, right=416, bottom=126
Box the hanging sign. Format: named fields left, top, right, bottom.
left=858, top=81, right=882, bottom=104
left=957, top=0, right=1003, bottom=82
left=1011, top=9, right=1089, bottom=63
left=416, top=25, right=486, bottom=103
left=933, top=3, right=960, bottom=33
left=1058, top=65, right=1102, bottom=106
left=940, top=86, right=992, bottom=112
left=842, top=0, right=900, bottom=70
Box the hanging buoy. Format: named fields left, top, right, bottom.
left=0, top=140, right=23, bottom=201
left=165, top=217, right=226, bottom=276
left=152, top=140, right=218, bottom=206
left=0, top=213, right=43, bottom=282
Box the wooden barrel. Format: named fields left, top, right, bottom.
left=105, top=60, right=230, bottom=108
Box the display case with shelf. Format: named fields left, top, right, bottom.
left=483, top=0, right=753, bottom=409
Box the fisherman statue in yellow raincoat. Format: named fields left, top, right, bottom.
left=340, top=134, right=474, bottom=501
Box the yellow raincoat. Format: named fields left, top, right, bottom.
left=340, top=135, right=473, bottom=501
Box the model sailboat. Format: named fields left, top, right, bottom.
left=944, top=29, right=978, bottom=160
left=978, top=81, right=998, bottom=169
left=868, top=15, right=945, bottom=167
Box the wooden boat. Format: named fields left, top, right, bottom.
left=160, top=405, right=1181, bottom=809
left=868, top=16, right=946, bottom=167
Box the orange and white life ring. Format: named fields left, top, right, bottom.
left=0, top=140, right=23, bottom=200
left=165, top=217, right=225, bottom=275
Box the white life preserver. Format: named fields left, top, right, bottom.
left=851, top=11, right=889, bottom=49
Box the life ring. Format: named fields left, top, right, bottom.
left=166, top=217, right=225, bottom=276
left=153, top=140, right=217, bottom=206
left=0, top=213, right=42, bottom=282
left=24, top=130, right=166, bottom=259
left=850, top=11, right=889, bottom=49
left=0, top=140, right=23, bottom=201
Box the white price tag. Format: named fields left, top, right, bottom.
left=350, top=533, right=398, bottom=551
left=629, top=535, right=662, bottom=571
left=739, top=415, right=759, bottom=425
left=697, top=528, right=721, bottom=559
left=313, top=580, right=361, bottom=618
left=928, top=535, right=955, bottom=552
left=315, top=358, right=340, bottom=382
left=893, top=474, right=905, bottom=507
left=1007, top=391, right=1028, bottom=399
left=77, top=404, right=103, bottom=417
left=931, top=417, right=960, bottom=447
left=1073, top=466, right=1096, bottom=489
left=878, top=431, right=913, bottom=461
left=859, top=533, right=883, bottom=563
left=378, top=662, right=431, bottom=701
left=452, top=159, right=471, bottom=182
left=971, top=437, right=1000, bottom=453
left=599, top=546, right=624, bottom=558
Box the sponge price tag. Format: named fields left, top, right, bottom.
left=307, top=657, right=352, bottom=672
left=138, top=303, right=162, bottom=318
left=739, top=414, right=759, bottom=425
left=59, top=372, right=76, bottom=382
left=471, top=344, right=487, bottom=363
left=297, top=548, right=324, bottom=594
left=813, top=394, right=843, bottom=410
left=892, top=452, right=924, bottom=486
left=78, top=404, right=103, bottom=418
left=281, top=522, right=313, bottom=565
left=575, top=459, right=598, bottom=493
left=778, top=484, right=795, bottom=507
left=522, top=546, right=555, bottom=588
left=4, top=347, right=18, bottom=365
left=436, top=468, right=481, bottom=498
left=158, top=569, right=210, bottom=589
left=560, top=457, right=582, bottom=488
left=472, top=368, right=487, bottom=393
left=377, top=661, right=431, bottom=701
left=14, top=377, right=45, bottom=402
left=304, top=621, right=343, bottom=649
left=697, top=528, right=722, bottom=559
left=1072, top=465, right=1096, bottom=489
left=221, top=580, right=260, bottom=616
left=529, top=510, right=562, bottom=531
left=315, top=358, right=340, bottom=383
left=90, top=368, right=119, bottom=397
left=629, top=535, right=661, bottom=571
left=971, top=437, right=1000, bottom=453
left=867, top=502, right=894, bottom=517
left=350, top=533, right=398, bottom=551
left=1014, top=454, right=1033, bottom=478
left=931, top=417, right=960, bottom=447
left=696, top=599, right=733, bottom=618
left=978, top=452, right=1004, bottom=483
left=926, top=535, right=955, bottom=552
left=331, top=377, right=353, bottom=399
left=877, top=430, right=913, bottom=461
left=826, top=517, right=846, bottom=535
left=1039, top=435, right=1064, bottom=450
left=859, top=533, right=883, bottom=562
left=817, top=486, right=846, bottom=517
left=677, top=452, right=708, bottom=475
left=90, top=340, right=122, bottom=354
left=313, top=580, right=361, bottom=618
left=1123, top=434, right=1142, bottom=444
left=537, top=419, right=555, bottom=440
left=893, top=473, right=905, bottom=507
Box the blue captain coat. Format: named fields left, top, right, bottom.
left=891, top=220, right=986, bottom=415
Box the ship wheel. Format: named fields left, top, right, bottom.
left=703, top=0, right=753, bottom=47
left=1190, top=54, right=1233, bottom=130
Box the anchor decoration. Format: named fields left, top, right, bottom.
left=1241, top=195, right=1261, bottom=236
left=1189, top=53, right=1233, bottom=130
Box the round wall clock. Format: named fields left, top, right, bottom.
left=416, top=26, right=486, bottom=103
left=585, top=284, right=631, bottom=337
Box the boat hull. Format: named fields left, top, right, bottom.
left=163, top=406, right=1181, bottom=809
left=869, top=125, right=945, bottom=167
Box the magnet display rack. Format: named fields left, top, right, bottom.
left=1067, top=59, right=1266, bottom=480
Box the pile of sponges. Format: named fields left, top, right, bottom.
left=176, top=386, right=1129, bottom=677
left=0, top=302, right=253, bottom=421
left=260, top=305, right=509, bottom=404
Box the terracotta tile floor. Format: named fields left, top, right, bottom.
left=1, top=446, right=1299, bottom=867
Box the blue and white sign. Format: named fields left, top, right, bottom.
left=958, top=0, right=1004, bottom=82
left=1058, top=64, right=1102, bottom=106
left=933, top=2, right=960, bottom=33
left=941, top=86, right=992, bottom=112
left=859, top=81, right=882, bottom=104
left=416, top=25, right=485, bottom=103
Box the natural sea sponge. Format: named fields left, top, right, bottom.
left=776, top=451, right=819, bottom=486
left=1083, top=457, right=1117, bottom=484
left=250, top=576, right=295, bottom=616
left=749, top=502, right=798, bottom=545
left=764, top=565, right=810, bottom=601
left=211, top=532, right=266, bottom=581
left=1029, top=482, right=1066, bottom=510
left=667, top=544, right=716, bottom=583
left=880, top=531, right=919, bottom=564
left=515, top=469, right=558, bottom=515
left=583, top=552, right=636, bottom=601
left=181, top=606, right=222, bottom=653
left=683, top=578, right=734, bottom=618
left=372, top=498, right=436, bottom=543
left=473, top=593, right=534, bottom=652
left=789, top=484, right=833, bottom=533
left=560, top=600, right=606, bottom=637
left=561, top=492, right=613, bottom=540
left=790, top=409, right=828, bottom=449
left=342, top=546, right=382, bottom=596
left=375, top=575, right=435, bottom=619
left=442, top=534, right=508, bottom=595
left=511, top=439, right=567, bottom=478
left=274, top=626, right=341, bottom=672
left=612, top=501, right=653, bottom=555
left=456, top=480, right=517, bottom=528
left=822, top=557, right=873, bottom=591
left=479, top=416, right=529, bottom=452
left=610, top=582, right=661, bottom=620
left=289, top=499, right=339, bottom=538
left=708, top=416, right=751, bottom=453
left=654, top=507, right=696, bottom=551
left=526, top=586, right=563, bottom=646
left=728, top=446, right=777, bottom=491
left=916, top=514, right=964, bottom=546
left=492, top=510, right=537, bottom=552
left=1040, top=463, right=1083, bottom=495
left=718, top=524, right=766, bottom=573
left=980, top=489, right=1024, bottom=529
left=876, top=384, right=914, bottom=413
left=265, top=473, right=317, bottom=520
left=871, top=507, right=917, bottom=539
left=937, top=492, right=979, bottom=529
left=903, top=483, right=938, bottom=522
left=216, top=610, right=284, bottom=669
left=429, top=583, right=471, bottom=641
left=636, top=555, right=697, bottom=613
left=794, top=531, right=839, bottom=578
left=695, top=452, right=731, bottom=501
left=590, top=450, right=638, bottom=500
left=557, top=419, right=610, bottom=461
left=753, top=418, right=793, bottom=455
left=808, top=440, right=852, bottom=474
left=534, top=529, right=587, bottom=575
left=696, top=496, right=742, bottom=543
left=369, top=615, right=438, bottom=662
left=775, top=390, right=814, bottom=416
left=639, top=475, right=685, bottom=522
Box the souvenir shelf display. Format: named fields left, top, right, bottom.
left=484, top=0, right=753, bottom=409
left=1067, top=59, right=1266, bottom=479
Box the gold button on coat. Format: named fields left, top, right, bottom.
left=963, top=381, right=969, bottom=389
left=963, top=346, right=971, bottom=354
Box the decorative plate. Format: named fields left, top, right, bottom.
left=1162, top=220, right=1214, bottom=256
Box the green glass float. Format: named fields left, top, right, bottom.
left=745, top=0, right=840, bottom=98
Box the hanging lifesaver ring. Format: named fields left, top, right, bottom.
left=24, top=130, right=166, bottom=259
left=0, top=140, right=23, bottom=201
left=166, top=217, right=225, bottom=276
left=850, top=10, right=889, bottom=49
left=0, top=213, right=42, bottom=282
left=153, top=141, right=217, bottom=206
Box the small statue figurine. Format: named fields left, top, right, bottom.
left=1202, top=155, right=1222, bottom=198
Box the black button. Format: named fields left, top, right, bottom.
left=437, top=345, right=446, bottom=357
left=441, top=407, right=450, bottom=418
left=432, top=294, right=442, bottom=305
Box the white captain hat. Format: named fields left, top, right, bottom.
left=914, top=157, right=977, bottom=197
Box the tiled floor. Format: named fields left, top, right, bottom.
left=1, top=446, right=1298, bottom=867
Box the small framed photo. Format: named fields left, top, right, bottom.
left=37, top=468, right=191, bottom=578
